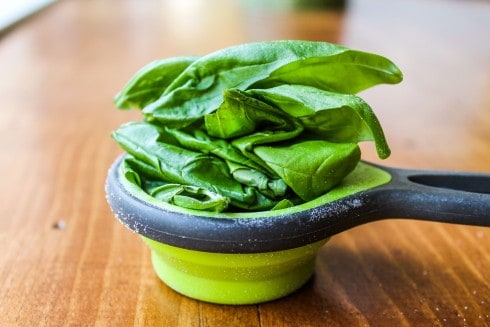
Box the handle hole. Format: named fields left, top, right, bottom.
left=408, top=175, right=490, bottom=194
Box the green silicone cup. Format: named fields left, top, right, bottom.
left=108, top=159, right=392, bottom=304
left=142, top=236, right=328, bottom=305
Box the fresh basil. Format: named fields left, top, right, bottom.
left=246, top=84, right=391, bottom=159
left=114, top=121, right=281, bottom=211
left=114, top=56, right=198, bottom=109
left=254, top=140, right=361, bottom=201
left=140, top=40, right=402, bottom=127
left=112, top=40, right=402, bottom=212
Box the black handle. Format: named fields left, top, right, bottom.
left=373, top=166, right=490, bottom=226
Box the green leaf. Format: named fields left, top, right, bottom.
left=120, top=158, right=229, bottom=212
left=148, top=183, right=229, bottom=212
left=114, top=56, right=198, bottom=109
left=112, top=122, right=250, bottom=202
left=251, top=48, right=403, bottom=93
left=226, top=161, right=288, bottom=198
left=254, top=140, right=361, bottom=201
left=204, top=89, right=304, bottom=175
left=164, top=126, right=267, bottom=174
left=247, top=84, right=391, bottom=159
left=112, top=121, right=280, bottom=211
left=205, top=88, right=301, bottom=139
left=112, top=41, right=403, bottom=212
left=141, top=40, right=402, bottom=127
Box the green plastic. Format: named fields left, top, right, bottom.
left=119, top=162, right=391, bottom=304
left=142, top=237, right=328, bottom=305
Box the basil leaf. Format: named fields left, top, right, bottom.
left=247, top=84, right=391, bottom=159
left=205, top=88, right=302, bottom=139
left=142, top=40, right=402, bottom=127
left=251, top=48, right=403, bottom=93
left=148, top=183, right=229, bottom=212
left=120, top=160, right=229, bottom=211
left=254, top=140, right=361, bottom=201
left=112, top=122, right=250, bottom=202
left=163, top=126, right=267, bottom=174
left=112, top=121, right=280, bottom=211
left=114, top=56, right=198, bottom=109
left=164, top=126, right=288, bottom=197
left=226, top=161, right=288, bottom=199
left=112, top=41, right=403, bottom=212
left=204, top=89, right=304, bottom=175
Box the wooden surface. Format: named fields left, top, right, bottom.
left=0, top=0, right=489, bottom=326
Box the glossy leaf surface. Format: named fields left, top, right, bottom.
left=112, top=41, right=402, bottom=212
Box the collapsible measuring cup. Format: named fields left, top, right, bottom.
left=105, top=155, right=490, bottom=304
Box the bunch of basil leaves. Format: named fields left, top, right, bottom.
left=112, top=40, right=402, bottom=212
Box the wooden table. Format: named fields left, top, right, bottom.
left=1, top=0, right=489, bottom=326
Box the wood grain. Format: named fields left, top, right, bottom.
left=0, top=0, right=489, bottom=326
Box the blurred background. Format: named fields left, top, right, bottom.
left=1, top=0, right=489, bottom=171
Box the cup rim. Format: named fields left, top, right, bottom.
left=105, top=154, right=390, bottom=253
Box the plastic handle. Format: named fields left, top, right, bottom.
left=374, top=167, right=490, bottom=226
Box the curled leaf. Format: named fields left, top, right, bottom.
left=141, top=40, right=402, bottom=127
left=149, top=183, right=229, bottom=212
left=254, top=140, right=361, bottom=201
left=247, top=84, right=391, bottom=159
left=115, top=56, right=198, bottom=109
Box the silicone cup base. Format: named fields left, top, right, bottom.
left=142, top=237, right=329, bottom=305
